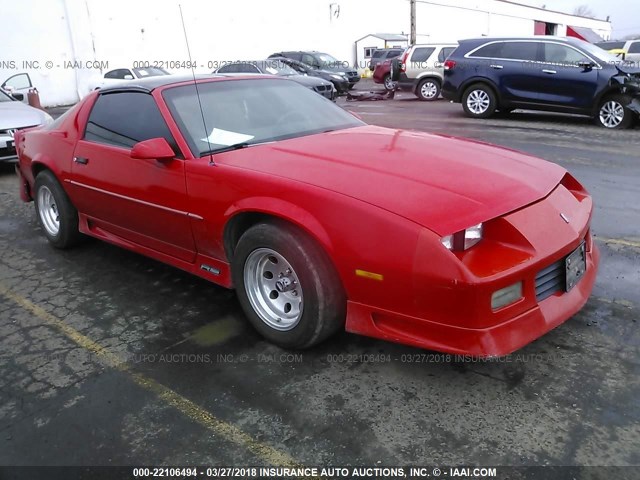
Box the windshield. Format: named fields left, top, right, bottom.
left=0, top=89, right=14, bottom=102
left=316, top=53, right=345, bottom=68
left=259, top=61, right=298, bottom=76
left=596, top=41, right=625, bottom=50
left=133, top=67, right=169, bottom=78
left=163, top=78, right=363, bottom=157
left=579, top=41, right=622, bottom=64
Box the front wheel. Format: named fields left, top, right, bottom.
left=232, top=221, right=346, bottom=349
left=596, top=94, right=634, bottom=129
left=34, top=170, right=83, bottom=249
left=462, top=84, right=497, bottom=118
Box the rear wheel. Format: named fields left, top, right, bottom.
left=232, top=221, right=346, bottom=349
left=34, top=170, right=82, bottom=249
left=596, top=94, right=634, bottom=129
left=416, top=78, right=440, bottom=101
left=383, top=74, right=397, bottom=91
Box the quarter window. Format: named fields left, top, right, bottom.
left=84, top=92, right=178, bottom=154
left=410, top=47, right=436, bottom=63
left=469, top=43, right=504, bottom=58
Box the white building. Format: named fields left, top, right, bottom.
left=355, top=33, right=409, bottom=69
left=1, top=0, right=612, bottom=107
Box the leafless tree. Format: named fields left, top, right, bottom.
left=573, top=5, right=596, bottom=18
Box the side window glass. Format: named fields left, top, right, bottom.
left=410, top=47, right=436, bottom=63
left=2, top=73, right=32, bottom=90
left=501, top=42, right=539, bottom=61
left=84, top=92, right=179, bottom=155
left=217, top=64, right=233, bottom=73
left=543, top=43, right=589, bottom=65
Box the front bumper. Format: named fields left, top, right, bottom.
left=346, top=243, right=599, bottom=357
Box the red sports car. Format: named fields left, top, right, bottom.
left=15, top=75, right=599, bottom=356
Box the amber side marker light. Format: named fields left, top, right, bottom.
left=355, top=270, right=384, bottom=281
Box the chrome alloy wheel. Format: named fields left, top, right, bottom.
left=421, top=81, right=438, bottom=99
left=37, top=186, right=60, bottom=237
left=244, top=248, right=303, bottom=331
left=384, top=75, right=397, bottom=90
left=467, top=89, right=491, bottom=115
left=599, top=100, right=625, bottom=128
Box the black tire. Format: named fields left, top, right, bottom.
left=33, top=170, right=82, bottom=249
left=416, top=78, right=441, bottom=101
left=595, top=94, right=634, bottom=129
left=383, top=74, right=396, bottom=91
left=232, top=221, right=346, bottom=349
left=462, top=83, right=498, bottom=118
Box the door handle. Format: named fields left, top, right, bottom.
left=74, top=156, right=89, bottom=165
left=490, top=64, right=504, bottom=69
left=542, top=69, right=557, bottom=74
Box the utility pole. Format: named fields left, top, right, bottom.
left=410, top=0, right=416, bottom=44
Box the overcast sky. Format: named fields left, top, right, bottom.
left=516, top=0, right=639, bottom=38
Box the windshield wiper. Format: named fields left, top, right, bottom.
left=202, top=142, right=250, bottom=156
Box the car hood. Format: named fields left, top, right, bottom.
left=618, top=64, right=640, bottom=75
left=0, top=101, right=49, bottom=130
left=286, top=75, right=332, bottom=88
left=220, top=126, right=566, bottom=235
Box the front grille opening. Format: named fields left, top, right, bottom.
left=535, top=259, right=565, bottom=302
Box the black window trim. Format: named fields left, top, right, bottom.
left=83, top=90, right=184, bottom=159
left=464, top=39, right=602, bottom=69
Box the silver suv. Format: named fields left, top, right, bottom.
left=397, top=44, right=457, bottom=100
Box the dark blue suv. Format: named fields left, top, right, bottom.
left=442, top=37, right=640, bottom=129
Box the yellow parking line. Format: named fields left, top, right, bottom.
left=0, top=282, right=297, bottom=467
left=597, top=237, right=640, bottom=250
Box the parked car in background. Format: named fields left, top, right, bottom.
left=1, top=73, right=34, bottom=104
left=90, top=67, right=170, bottom=91
left=273, top=56, right=350, bottom=94
left=373, top=59, right=396, bottom=90
left=396, top=44, right=457, bottom=101
left=1, top=88, right=52, bottom=162
left=596, top=39, right=640, bottom=62
left=15, top=74, right=598, bottom=356
left=215, top=60, right=335, bottom=100
left=442, top=37, right=640, bottom=129
left=269, top=51, right=360, bottom=89
left=368, top=48, right=404, bottom=71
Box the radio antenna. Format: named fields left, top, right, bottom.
left=178, top=4, right=214, bottom=164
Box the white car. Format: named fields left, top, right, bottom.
left=0, top=88, right=53, bottom=162
left=90, top=67, right=171, bottom=91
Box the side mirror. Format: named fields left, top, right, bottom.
left=11, top=92, right=24, bottom=101
left=131, top=138, right=175, bottom=161
left=124, top=74, right=134, bottom=80
left=579, top=61, right=595, bottom=71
